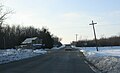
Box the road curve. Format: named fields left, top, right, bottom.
left=0, top=47, right=95, bottom=73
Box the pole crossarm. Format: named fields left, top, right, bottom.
left=89, top=20, right=97, bottom=25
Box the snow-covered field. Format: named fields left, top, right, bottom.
left=76, top=46, right=120, bottom=73
left=0, top=46, right=65, bottom=65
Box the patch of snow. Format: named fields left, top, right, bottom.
left=0, top=45, right=65, bottom=65
left=75, top=46, right=120, bottom=73
left=0, top=49, right=47, bottom=64
left=79, top=46, right=120, bottom=57
left=52, top=45, right=65, bottom=50
left=33, top=49, right=47, bottom=54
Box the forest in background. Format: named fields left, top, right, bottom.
left=0, top=25, right=62, bottom=49
left=72, top=35, right=120, bottom=47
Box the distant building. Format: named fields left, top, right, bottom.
left=19, top=37, right=43, bottom=49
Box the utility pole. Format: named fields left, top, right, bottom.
left=89, top=20, right=98, bottom=51
left=75, top=34, right=78, bottom=46
left=76, top=34, right=78, bottom=42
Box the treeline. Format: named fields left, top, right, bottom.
left=0, top=25, right=62, bottom=49
left=72, top=36, right=120, bottom=47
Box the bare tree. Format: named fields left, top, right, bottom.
left=0, top=1, right=13, bottom=49
left=0, top=3, right=13, bottom=27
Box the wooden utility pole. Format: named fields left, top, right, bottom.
left=76, top=34, right=78, bottom=42
left=75, top=34, right=78, bottom=46
left=89, top=20, right=98, bottom=51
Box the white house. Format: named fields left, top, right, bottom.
left=20, top=37, right=42, bottom=49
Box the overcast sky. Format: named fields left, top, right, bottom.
left=4, top=0, right=120, bottom=44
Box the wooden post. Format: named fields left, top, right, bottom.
left=89, top=20, right=98, bottom=51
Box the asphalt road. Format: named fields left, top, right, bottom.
left=0, top=47, right=95, bottom=73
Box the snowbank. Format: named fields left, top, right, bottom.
left=33, top=49, right=47, bottom=54
left=52, top=45, right=65, bottom=50
left=87, top=56, right=120, bottom=73
left=76, top=46, right=120, bottom=73
left=0, top=46, right=65, bottom=65
left=0, top=49, right=47, bottom=64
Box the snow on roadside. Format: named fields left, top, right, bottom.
left=0, top=46, right=64, bottom=65
left=0, top=49, right=47, bottom=64
left=52, top=45, right=65, bottom=50
left=52, top=45, right=65, bottom=49
left=76, top=46, right=120, bottom=73
left=33, top=49, right=47, bottom=54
